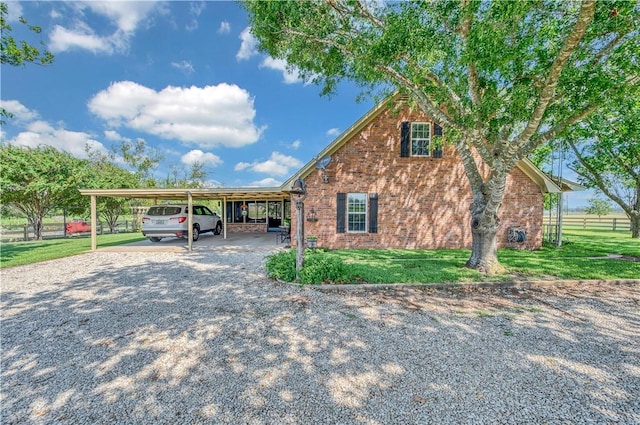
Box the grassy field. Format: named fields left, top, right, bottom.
left=268, top=229, right=640, bottom=284
left=0, top=233, right=146, bottom=269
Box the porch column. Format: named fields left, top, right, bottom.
left=90, top=195, right=97, bottom=251
left=223, top=196, right=227, bottom=239
left=186, top=191, right=193, bottom=252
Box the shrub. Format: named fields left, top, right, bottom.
left=265, top=249, right=351, bottom=284
left=265, top=250, right=296, bottom=281
left=300, top=250, right=350, bottom=284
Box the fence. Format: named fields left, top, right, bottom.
left=1, top=220, right=139, bottom=243
left=542, top=216, right=631, bottom=232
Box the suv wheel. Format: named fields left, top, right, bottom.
left=149, top=237, right=162, bottom=242
left=214, top=222, right=222, bottom=235
left=192, top=224, right=200, bottom=241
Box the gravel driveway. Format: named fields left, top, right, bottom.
left=2, top=245, right=639, bottom=424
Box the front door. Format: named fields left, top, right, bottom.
left=267, top=201, right=282, bottom=231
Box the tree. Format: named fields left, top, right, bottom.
left=162, top=162, right=208, bottom=188
left=85, top=149, right=142, bottom=233
left=1, top=2, right=54, bottom=123
left=0, top=145, right=88, bottom=240
left=245, top=0, right=639, bottom=273
left=562, top=93, right=640, bottom=238
left=585, top=198, right=613, bottom=220
left=114, top=138, right=163, bottom=187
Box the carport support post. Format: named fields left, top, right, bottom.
left=186, top=191, right=193, bottom=252
left=90, top=195, right=97, bottom=251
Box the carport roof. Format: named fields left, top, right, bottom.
left=79, top=187, right=287, bottom=200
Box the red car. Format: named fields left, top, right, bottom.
left=65, top=220, right=91, bottom=234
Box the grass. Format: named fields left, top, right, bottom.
left=0, top=233, right=146, bottom=269
left=303, top=229, right=640, bottom=284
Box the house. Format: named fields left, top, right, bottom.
left=80, top=96, right=567, bottom=252
left=282, top=96, right=563, bottom=250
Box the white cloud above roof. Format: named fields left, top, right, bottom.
left=234, top=152, right=302, bottom=177
left=181, top=149, right=222, bottom=167
left=88, top=81, right=265, bottom=148
left=171, top=60, right=195, bottom=74
left=248, top=177, right=282, bottom=187
left=326, top=128, right=340, bottom=137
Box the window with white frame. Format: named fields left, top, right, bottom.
left=411, top=122, right=431, bottom=156
left=347, top=193, right=367, bottom=232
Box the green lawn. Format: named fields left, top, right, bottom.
left=268, top=229, right=640, bottom=284
left=0, top=233, right=146, bottom=269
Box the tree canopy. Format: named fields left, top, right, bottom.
left=0, top=145, right=87, bottom=239
left=245, top=0, right=639, bottom=272
left=563, top=91, right=640, bottom=237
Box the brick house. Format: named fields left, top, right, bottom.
left=283, top=97, right=562, bottom=250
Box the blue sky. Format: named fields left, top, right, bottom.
left=1, top=0, right=374, bottom=188
left=1, top=1, right=593, bottom=207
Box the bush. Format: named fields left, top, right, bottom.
left=265, top=250, right=296, bottom=282
left=265, top=249, right=352, bottom=284
left=300, top=250, right=350, bottom=284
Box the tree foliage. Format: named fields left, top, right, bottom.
left=0, top=145, right=87, bottom=239
left=85, top=148, right=142, bottom=233
left=114, top=138, right=163, bottom=188
left=562, top=91, right=640, bottom=237
left=585, top=198, right=613, bottom=218
left=1, top=2, right=54, bottom=124
left=245, top=0, right=639, bottom=272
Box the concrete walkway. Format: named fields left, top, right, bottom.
left=98, top=232, right=286, bottom=252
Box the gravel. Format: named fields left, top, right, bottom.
left=1, top=245, right=639, bottom=424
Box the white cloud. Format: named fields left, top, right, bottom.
left=233, top=152, right=302, bottom=177
left=104, top=130, right=122, bottom=141
left=0, top=100, right=39, bottom=123
left=181, top=149, right=222, bottom=167
left=171, top=60, right=195, bottom=74
left=259, top=57, right=302, bottom=84
left=236, top=27, right=258, bottom=60
left=5, top=2, right=23, bottom=22
left=48, top=1, right=161, bottom=54
left=326, top=128, right=340, bottom=137
left=88, top=81, right=264, bottom=148
left=248, top=177, right=282, bottom=187
left=186, top=1, right=205, bottom=30
left=49, top=23, right=114, bottom=54
left=290, top=139, right=301, bottom=149
left=8, top=120, right=107, bottom=159
left=218, top=21, right=231, bottom=34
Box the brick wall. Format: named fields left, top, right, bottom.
left=226, top=222, right=268, bottom=233
left=293, top=105, right=543, bottom=250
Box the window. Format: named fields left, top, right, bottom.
left=411, top=122, right=431, bottom=157
left=347, top=193, right=367, bottom=232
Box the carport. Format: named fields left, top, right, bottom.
left=79, top=187, right=290, bottom=252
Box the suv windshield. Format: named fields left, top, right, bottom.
left=147, top=206, right=183, bottom=216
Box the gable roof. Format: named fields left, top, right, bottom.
left=282, top=96, right=564, bottom=194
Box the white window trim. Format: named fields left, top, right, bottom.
left=347, top=193, right=367, bottom=233
left=410, top=122, right=431, bottom=157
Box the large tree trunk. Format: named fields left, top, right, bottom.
left=464, top=171, right=508, bottom=274
left=29, top=217, right=43, bottom=240
left=466, top=213, right=503, bottom=274
left=631, top=213, right=639, bottom=239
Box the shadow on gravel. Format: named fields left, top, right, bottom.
left=2, top=253, right=639, bottom=424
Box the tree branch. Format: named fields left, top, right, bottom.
left=519, top=0, right=596, bottom=143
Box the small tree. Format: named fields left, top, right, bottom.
left=0, top=145, right=87, bottom=239
left=585, top=198, right=612, bottom=220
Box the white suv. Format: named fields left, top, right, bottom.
left=141, top=204, right=222, bottom=242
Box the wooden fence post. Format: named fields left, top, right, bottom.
left=23, top=224, right=28, bottom=241
left=613, top=218, right=617, bottom=231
